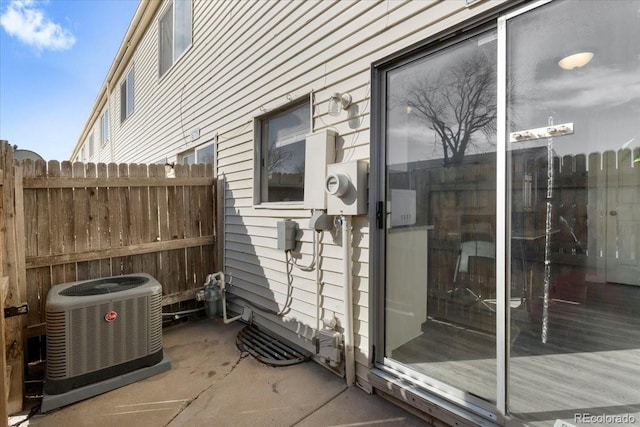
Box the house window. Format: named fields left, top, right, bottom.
left=179, top=151, right=195, bottom=165
left=100, top=109, right=109, bottom=147
left=88, top=132, right=94, bottom=159
left=159, top=0, right=192, bottom=77
left=195, top=143, right=215, bottom=165
left=256, top=100, right=310, bottom=204
left=120, top=67, right=134, bottom=123
left=178, top=142, right=215, bottom=166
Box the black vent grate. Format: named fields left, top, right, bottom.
left=236, top=324, right=310, bottom=366
left=60, top=276, right=149, bottom=296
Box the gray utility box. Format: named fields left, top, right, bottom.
left=277, top=219, right=298, bottom=251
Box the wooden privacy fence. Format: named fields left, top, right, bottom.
left=390, top=147, right=639, bottom=332
left=1, top=141, right=219, bottom=416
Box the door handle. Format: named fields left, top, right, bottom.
left=610, top=210, right=617, bottom=216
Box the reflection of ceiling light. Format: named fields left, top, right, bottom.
left=558, top=51, right=594, bottom=70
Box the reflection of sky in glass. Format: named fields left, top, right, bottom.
left=196, top=144, right=215, bottom=164
left=386, top=31, right=497, bottom=166
left=159, top=5, right=173, bottom=74
left=507, top=0, right=640, bottom=157
left=174, top=0, right=192, bottom=60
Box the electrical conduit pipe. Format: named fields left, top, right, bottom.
left=340, top=216, right=355, bottom=387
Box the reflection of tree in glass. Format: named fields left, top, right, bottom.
left=404, top=52, right=496, bottom=166
left=267, top=145, right=293, bottom=177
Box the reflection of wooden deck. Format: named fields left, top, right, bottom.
left=392, top=298, right=640, bottom=426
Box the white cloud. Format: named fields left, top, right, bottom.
left=537, top=66, right=640, bottom=110
left=0, top=0, right=75, bottom=51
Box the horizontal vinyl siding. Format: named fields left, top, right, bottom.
left=82, top=0, right=509, bottom=388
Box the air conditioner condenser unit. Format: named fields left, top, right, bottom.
left=41, top=273, right=171, bottom=413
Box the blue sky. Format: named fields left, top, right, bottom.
left=0, top=0, right=139, bottom=160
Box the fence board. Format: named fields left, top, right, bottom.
left=73, top=162, right=89, bottom=254
left=97, top=164, right=110, bottom=251
left=119, top=164, right=130, bottom=247
left=48, top=162, right=63, bottom=256
left=128, top=164, right=142, bottom=246
left=22, top=162, right=37, bottom=259
left=60, top=162, right=75, bottom=254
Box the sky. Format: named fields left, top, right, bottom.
left=0, top=0, right=139, bottom=161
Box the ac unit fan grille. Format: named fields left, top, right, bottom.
left=60, top=276, right=148, bottom=296
left=68, top=297, right=150, bottom=377
left=45, top=311, right=67, bottom=379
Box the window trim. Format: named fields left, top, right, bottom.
left=120, top=66, right=135, bottom=123
left=253, top=95, right=312, bottom=207
left=100, top=108, right=110, bottom=147
left=158, top=0, right=193, bottom=79
left=88, top=131, right=95, bottom=159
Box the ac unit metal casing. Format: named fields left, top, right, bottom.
left=44, top=273, right=164, bottom=396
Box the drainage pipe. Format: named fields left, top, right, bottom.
left=340, top=215, right=355, bottom=387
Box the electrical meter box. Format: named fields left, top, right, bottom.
left=304, top=130, right=336, bottom=210
left=277, top=220, right=298, bottom=251
left=325, top=160, right=368, bottom=215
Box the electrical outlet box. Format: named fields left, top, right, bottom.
left=304, top=130, right=336, bottom=210
left=326, top=160, right=368, bottom=215
left=277, top=220, right=298, bottom=251
left=317, top=329, right=342, bottom=366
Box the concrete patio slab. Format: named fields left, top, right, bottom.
left=21, top=318, right=428, bottom=427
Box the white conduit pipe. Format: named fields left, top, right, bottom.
left=315, top=231, right=322, bottom=343
left=340, top=215, right=355, bottom=387
left=208, top=272, right=242, bottom=324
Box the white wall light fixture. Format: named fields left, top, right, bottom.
left=558, top=51, right=594, bottom=70
left=328, top=92, right=352, bottom=116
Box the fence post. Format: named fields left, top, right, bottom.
left=0, top=141, right=26, bottom=416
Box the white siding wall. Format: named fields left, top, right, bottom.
left=82, top=0, right=507, bottom=387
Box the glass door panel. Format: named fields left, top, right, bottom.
left=384, top=30, right=498, bottom=404
left=506, top=1, right=640, bottom=425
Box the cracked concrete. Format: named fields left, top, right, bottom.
left=25, top=319, right=427, bottom=427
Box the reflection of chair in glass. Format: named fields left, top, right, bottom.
left=451, top=240, right=496, bottom=313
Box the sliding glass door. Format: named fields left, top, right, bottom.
left=383, top=29, right=498, bottom=406
left=505, top=1, right=640, bottom=425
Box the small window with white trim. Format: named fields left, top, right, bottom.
left=88, top=132, right=94, bottom=159
left=100, top=109, right=109, bottom=147
left=120, top=67, right=134, bottom=122
left=177, top=141, right=215, bottom=166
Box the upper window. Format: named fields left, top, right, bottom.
left=159, top=0, right=193, bottom=77
left=256, top=101, right=310, bottom=204
left=120, top=67, right=134, bottom=123
left=100, top=108, right=109, bottom=147
left=88, top=132, right=95, bottom=159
